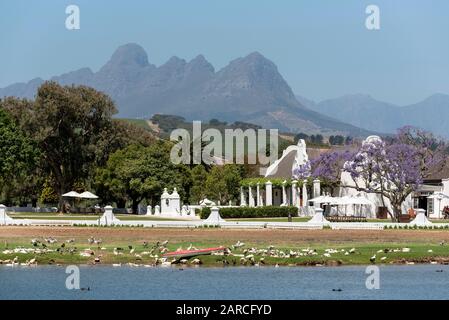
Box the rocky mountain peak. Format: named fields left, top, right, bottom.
left=104, top=43, right=149, bottom=69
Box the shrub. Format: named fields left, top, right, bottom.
left=200, top=206, right=298, bottom=219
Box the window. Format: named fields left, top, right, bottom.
left=427, top=199, right=434, bottom=215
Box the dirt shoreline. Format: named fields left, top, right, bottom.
left=2, top=226, right=449, bottom=244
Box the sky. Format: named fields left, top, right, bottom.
left=0, top=0, right=448, bottom=105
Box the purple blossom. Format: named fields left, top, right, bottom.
left=292, top=161, right=311, bottom=179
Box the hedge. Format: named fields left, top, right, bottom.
left=200, top=206, right=299, bottom=219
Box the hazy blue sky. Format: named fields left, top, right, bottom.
left=1, top=0, right=448, bottom=105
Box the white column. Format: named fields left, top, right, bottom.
left=146, top=205, right=152, bottom=216
left=256, top=183, right=261, bottom=207
left=155, top=205, right=161, bottom=215
left=282, top=181, right=287, bottom=206
left=265, top=181, right=273, bottom=206
left=240, top=187, right=246, bottom=206
left=313, top=179, right=321, bottom=207
left=292, top=180, right=298, bottom=207
left=248, top=185, right=255, bottom=207
left=313, top=179, right=321, bottom=198
left=0, top=204, right=13, bottom=225
left=302, top=180, right=308, bottom=207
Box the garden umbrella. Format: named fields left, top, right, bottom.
left=79, top=191, right=99, bottom=199
left=62, top=191, right=81, bottom=198
left=61, top=191, right=81, bottom=213
left=309, top=195, right=336, bottom=204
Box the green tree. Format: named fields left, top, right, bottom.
left=95, top=142, right=191, bottom=213
left=0, top=82, right=155, bottom=210
left=0, top=108, right=39, bottom=205
left=205, top=164, right=243, bottom=204
left=189, top=165, right=208, bottom=204
left=329, top=135, right=345, bottom=145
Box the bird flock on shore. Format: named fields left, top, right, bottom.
left=0, top=236, right=444, bottom=267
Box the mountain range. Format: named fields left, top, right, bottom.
left=0, top=43, right=372, bottom=137
left=2, top=43, right=447, bottom=138
left=301, top=93, right=449, bottom=138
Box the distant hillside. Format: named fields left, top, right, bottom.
left=303, top=93, right=449, bottom=138
left=0, top=43, right=373, bottom=137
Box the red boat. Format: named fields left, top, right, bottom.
left=162, top=246, right=225, bottom=259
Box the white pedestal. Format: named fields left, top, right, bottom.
left=0, top=205, right=13, bottom=225
left=410, top=208, right=432, bottom=226
left=308, top=208, right=329, bottom=224
left=146, top=205, right=152, bottom=216
left=204, top=207, right=225, bottom=225
left=98, top=206, right=121, bottom=226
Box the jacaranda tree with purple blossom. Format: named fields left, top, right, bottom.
left=343, top=128, right=446, bottom=222
left=308, top=150, right=354, bottom=194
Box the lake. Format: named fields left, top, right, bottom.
left=1, top=264, right=448, bottom=300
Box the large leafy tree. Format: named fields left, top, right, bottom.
left=95, top=142, right=191, bottom=213
left=205, top=164, right=243, bottom=204
left=0, top=108, right=40, bottom=205
left=190, top=165, right=208, bottom=204
left=1, top=82, right=154, bottom=209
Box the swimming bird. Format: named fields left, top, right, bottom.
left=332, top=288, right=343, bottom=292
left=191, top=258, right=202, bottom=265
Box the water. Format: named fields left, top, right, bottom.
left=1, top=264, right=448, bottom=300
